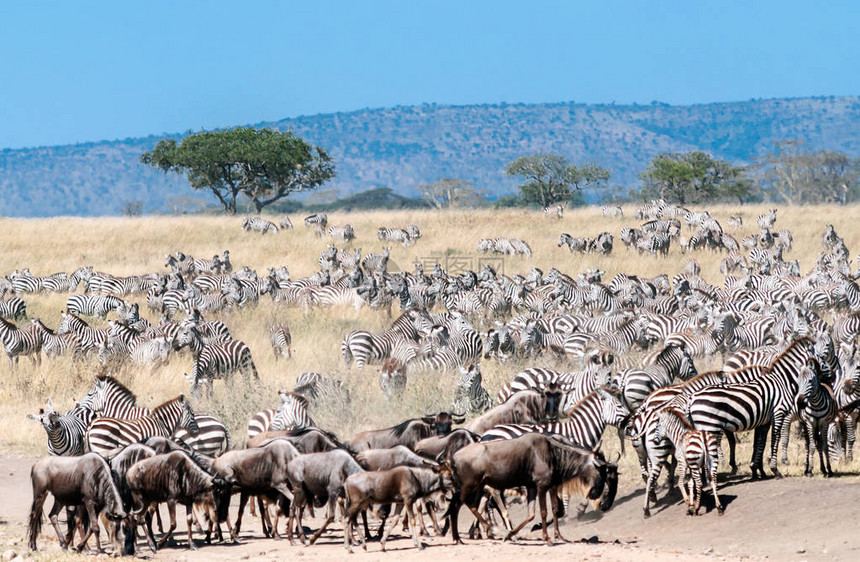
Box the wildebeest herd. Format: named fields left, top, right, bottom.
left=7, top=203, right=860, bottom=554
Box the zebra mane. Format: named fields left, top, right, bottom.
left=151, top=394, right=184, bottom=413
left=95, top=374, right=139, bottom=404
left=566, top=385, right=620, bottom=413
left=0, top=315, right=17, bottom=329
left=771, top=336, right=816, bottom=368
left=661, top=406, right=693, bottom=430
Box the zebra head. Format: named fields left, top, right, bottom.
left=795, top=360, right=821, bottom=410
left=177, top=395, right=199, bottom=436
left=813, top=331, right=840, bottom=384
left=598, top=387, right=630, bottom=428
left=25, top=398, right=58, bottom=432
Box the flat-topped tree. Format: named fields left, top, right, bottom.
left=505, top=153, right=610, bottom=208
left=140, top=127, right=335, bottom=214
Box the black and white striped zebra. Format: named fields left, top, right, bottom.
left=327, top=224, right=355, bottom=241
left=85, top=395, right=199, bottom=456
left=342, top=328, right=405, bottom=368
left=615, top=343, right=698, bottom=412
left=66, top=294, right=125, bottom=319
left=293, top=371, right=351, bottom=406
left=30, top=318, right=81, bottom=358
left=601, top=205, right=623, bottom=218
left=0, top=315, right=43, bottom=369
left=377, top=227, right=412, bottom=247
left=0, top=296, right=27, bottom=320
left=279, top=216, right=294, bottom=230
left=545, top=204, right=564, bottom=218
left=304, top=213, right=328, bottom=229
left=41, top=266, right=93, bottom=293
left=756, top=208, right=777, bottom=229
left=177, top=325, right=258, bottom=397
left=269, top=323, right=292, bottom=360
left=173, top=412, right=231, bottom=457
left=242, top=216, right=279, bottom=234
left=795, top=362, right=837, bottom=476
left=452, top=364, right=492, bottom=415
left=78, top=374, right=151, bottom=420
left=26, top=398, right=92, bottom=456
left=272, top=391, right=315, bottom=430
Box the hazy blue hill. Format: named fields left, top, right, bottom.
left=2, top=96, right=859, bottom=216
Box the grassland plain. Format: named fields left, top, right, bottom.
left=1, top=204, right=859, bottom=479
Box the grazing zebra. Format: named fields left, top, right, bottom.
left=0, top=296, right=27, bottom=320
left=304, top=213, right=328, bottom=229
left=242, top=216, right=279, bottom=234
left=558, top=233, right=589, bottom=253
left=756, top=208, right=777, bottom=229
left=66, top=294, right=125, bottom=319
left=26, top=398, right=92, bottom=456
left=619, top=227, right=643, bottom=251
left=795, top=362, right=837, bottom=476
left=293, top=371, right=350, bottom=405
left=377, top=227, right=412, bottom=247
left=30, top=318, right=81, bottom=358
left=726, top=216, right=743, bottom=228
left=545, top=204, right=564, bottom=219
left=405, top=224, right=421, bottom=241
left=277, top=216, right=294, bottom=230
left=327, top=224, right=356, bottom=241
left=652, top=407, right=722, bottom=516
left=0, top=315, right=43, bottom=369
left=269, top=323, right=292, bottom=360
left=601, top=205, right=623, bottom=218
left=173, top=412, right=231, bottom=457
left=85, top=395, right=199, bottom=456
left=378, top=358, right=408, bottom=399
left=177, top=326, right=258, bottom=397
left=452, top=364, right=492, bottom=415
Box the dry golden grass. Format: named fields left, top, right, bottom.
left=2, top=205, right=859, bottom=480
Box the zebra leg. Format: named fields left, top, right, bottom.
left=750, top=426, right=769, bottom=479
left=779, top=417, right=793, bottom=465
left=643, top=460, right=663, bottom=517
left=802, top=420, right=814, bottom=477
left=816, top=424, right=833, bottom=477
left=768, top=417, right=784, bottom=478
left=846, top=414, right=856, bottom=461
left=723, top=431, right=737, bottom=474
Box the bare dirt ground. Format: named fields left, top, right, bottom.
left=3, top=456, right=859, bottom=562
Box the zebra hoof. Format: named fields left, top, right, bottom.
left=717, top=508, right=724, bottom=516
left=804, top=471, right=813, bottom=478
left=643, top=508, right=651, bottom=518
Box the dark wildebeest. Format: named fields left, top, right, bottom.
left=246, top=427, right=346, bottom=452
left=28, top=453, right=126, bottom=553
left=285, top=449, right=364, bottom=545
left=413, top=429, right=480, bottom=462
left=343, top=465, right=455, bottom=552
left=126, top=451, right=231, bottom=551
left=108, top=443, right=158, bottom=553
left=210, top=439, right=301, bottom=540
left=347, top=411, right=465, bottom=452
left=466, top=389, right=560, bottom=435
left=447, top=433, right=618, bottom=545
left=356, top=445, right=438, bottom=471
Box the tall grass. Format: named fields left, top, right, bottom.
left=2, top=205, right=859, bottom=478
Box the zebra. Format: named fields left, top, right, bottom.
left=558, top=233, right=589, bottom=253
left=247, top=407, right=279, bottom=441
left=30, top=318, right=81, bottom=358
left=85, top=395, right=199, bottom=456
left=304, top=213, right=328, bottom=229
left=272, top=391, right=315, bottom=430
left=452, top=364, right=492, bottom=416
left=0, top=315, right=43, bottom=369
left=756, top=208, right=777, bottom=229
left=96, top=275, right=157, bottom=296
left=795, top=362, right=837, bottom=476
left=652, top=407, right=722, bottom=516
left=26, top=398, right=92, bottom=456
left=544, top=204, right=564, bottom=218
left=342, top=324, right=412, bottom=368
left=614, top=343, right=698, bottom=412
left=619, top=227, right=643, bottom=251
left=293, top=371, right=350, bottom=406
left=128, top=335, right=172, bottom=369
left=269, top=323, right=292, bottom=360
left=601, top=205, right=623, bottom=218
left=41, top=266, right=93, bottom=293
left=405, top=224, right=421, bottom=241
left=686, top=338, right=817, bottom=479
left=726, top=216, right=743, bottom=228
left=327, top=224, right=356, bottom=241
left=377, top=227, right=412, bottom=247
left=177, top=326, right=258, bottom=397
left=242, top=216, right=279, bottom=234
left=378, top=358, right=408, bottom=399
left=78, top=375, right=151, bottom=420
left=279, top=216, right=294, bottom=229
left=0, top=296, right=27, bottom=320
left=173, top=412, right=231, bottom=457
left=65, top=294, right=125, bottom=319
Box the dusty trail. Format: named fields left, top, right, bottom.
left=2, top=455, right=859, bottom=561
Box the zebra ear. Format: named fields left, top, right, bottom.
left=178, top=394, right=186, bottom=403
left=45, top=397, right=54, bottom=412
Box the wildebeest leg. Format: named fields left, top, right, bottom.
left=141, top=510, right=158, bottom=552
left=308, top=498, right=337, bottom=545
left=548, top=488, right=566, bottom=542
left=406, top=500, right=424, bottom=549
left=538, top=490, right=550, bottom=545
left=490, top=489, right=514, bottom=532
left=76, top=500, right=102, bottom=554
left=63, top=506, right=77, bottom=547
left=157, top=500, right=177, bottom=548
left=380, top=503, right=404, bottom=552
left=234, top=492, right=249, bottom=538
left=360, top=509, right=371, bottom=541
left=422, top=498, right=442, bottom=535
left=153, top=503, right=165, bottom=534
left=504, top=487, right=536, bottom=541
left=448, top=496, right=464, bottom=545
left=47, top=499, right=68, bottom=550
left=185, top=503, right=198, bottom=550
left=466, top=497, right=492, bottom=539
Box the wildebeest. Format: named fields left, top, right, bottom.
left=285, top=449, right=365, bottom=545
left=413, top=428, right=481, bottom=462
left=246, top=426, right=346, bottom=452
left=347, top=412, right=464, bottom=452
left=343, top=465, right=454, bottom=552
left=356, top=445, right=439, bottom=471
left=447, top=433, right=618, bottom=545
left=126, top=451, right=231, bottom=551
left=29, top=453, right=126, bottom=553
left=467, top=389, right=560, bottom=435
left=211, top=440, right=301, bottom=540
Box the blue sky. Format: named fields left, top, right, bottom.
left=1, top=1, right=858, bottom=149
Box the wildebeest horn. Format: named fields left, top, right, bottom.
left=611, top=451, right=622, bottom=464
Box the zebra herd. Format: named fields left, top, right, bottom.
left=14, top=205, right=860, bottom=554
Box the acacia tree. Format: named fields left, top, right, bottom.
left=504, top=154, right=610, bottom=207
left=639, top=151, right=750, bottom=204
left=140, top=127, right=335, bottom=214
left=754, top=140, right=860, bottom=204
left=416, top=178, right=488, bottom=208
